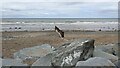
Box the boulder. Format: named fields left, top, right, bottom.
left=118, top=43, right=120, bottom=59
left=2, top=58, right=28, bottom=68
left=51, top=39, right=95, bottom=67
left=93, top=49, right=118, bottom=63
left=0, top=58, right=2, bottom=68
left=0, top=45, right=2, bottom=58
left=14, top=44, right=55, bottom=60
left=0, top=53, right=2, bottom=58
left=76, top=57, right=115, bottom=67
left=32, top=54, right=53, bottom=67
left=95, top=43, right=118, bottom=56
left=114, top=60, right=120, bottom=68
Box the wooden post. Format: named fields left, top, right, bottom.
left=55, top=26, right=64, bottom=38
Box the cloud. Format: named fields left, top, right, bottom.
left=2, top=0, right=119, bottom=2
left=1, top=2, right=118, bottom=18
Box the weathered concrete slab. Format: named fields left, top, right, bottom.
left=14, top=44, right=55, bottom=60
left=51, top=39, right=95, bottom=66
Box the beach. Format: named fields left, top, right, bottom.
left=1, top=18, right=119, bottom=66
left=1, top=1, right=119, bottom=67
left=2, top=31, right=118, bottom=59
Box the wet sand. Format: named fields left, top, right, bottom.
left=2, top=30, right=118, bottom=58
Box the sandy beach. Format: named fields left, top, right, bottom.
left=2, top=31, right=118, bottom=59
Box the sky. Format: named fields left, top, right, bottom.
left=1, top=0, right=119, bottom=18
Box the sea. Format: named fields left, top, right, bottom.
left=1, top=18, right=118, bottom=31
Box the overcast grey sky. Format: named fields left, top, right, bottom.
left=1, top=0, right=118, bottom=18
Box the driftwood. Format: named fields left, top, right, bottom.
left=55, top=26, right=64, bottom=38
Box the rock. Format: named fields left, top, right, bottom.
left=0, top=45, right=2, bottom=58
left=32, top=54, right=53, bottom=67
left=0, top=58, right=2, bottom=68
left=0, top=52, right=2, bottom=58
left=118, top=43, right=120, bottom=58
left=95, top=43, right=118, bottom=56
left=76, top=57, right=115, bottom=66
left=51, top=39, right=95, bottom=66
left=14, top=44, right=55, bottom=60
left=93, top=49, right=118, bottom=63
left=2, top=58, right=28, bottom=68
left=114, top=60, right=120, bottom=68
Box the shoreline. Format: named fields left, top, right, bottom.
left=1, top=29, right=119, bottom=32
left=1, top=21, right=118, bottom=32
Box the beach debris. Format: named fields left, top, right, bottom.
left=51, top=39, right=95, bottom=66
left=2, top=58, right=28, bottom=67
left=14, top=44, right=55, bottom=60
left=9, top=27, right=12, bottom=29
left=18, top=27, right=21, bottom=29
left=42, top=28, right=45, bottom=30
left=15, top=27, right=17, bottom=29
left=76, top=57, right=115, bottom=66
left=98, top=29, right=102, bottom=31
left=55, top=26, right=64, bottom=38
left=2, top=36, right=14, bottom=40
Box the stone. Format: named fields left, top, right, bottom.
left=114, top=60, right=120, bottom=68
left=14, top=44, right=55, bottom=60
left=0, top=52, right=2, bottom=58
left=2, top=58, right=28, bottom=67
left=76, top=57, right=115, bottom=66
left=93, top=49, right=118, bottom=63
left=0, top=58, right=2, bottom=68
left=32, top=54, right=53, bottom=67
left=51, top=39, right=95, bottom=67
left=0, top=44, right=2, bottom=58
left=95, top=43, right=118, bottom=56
